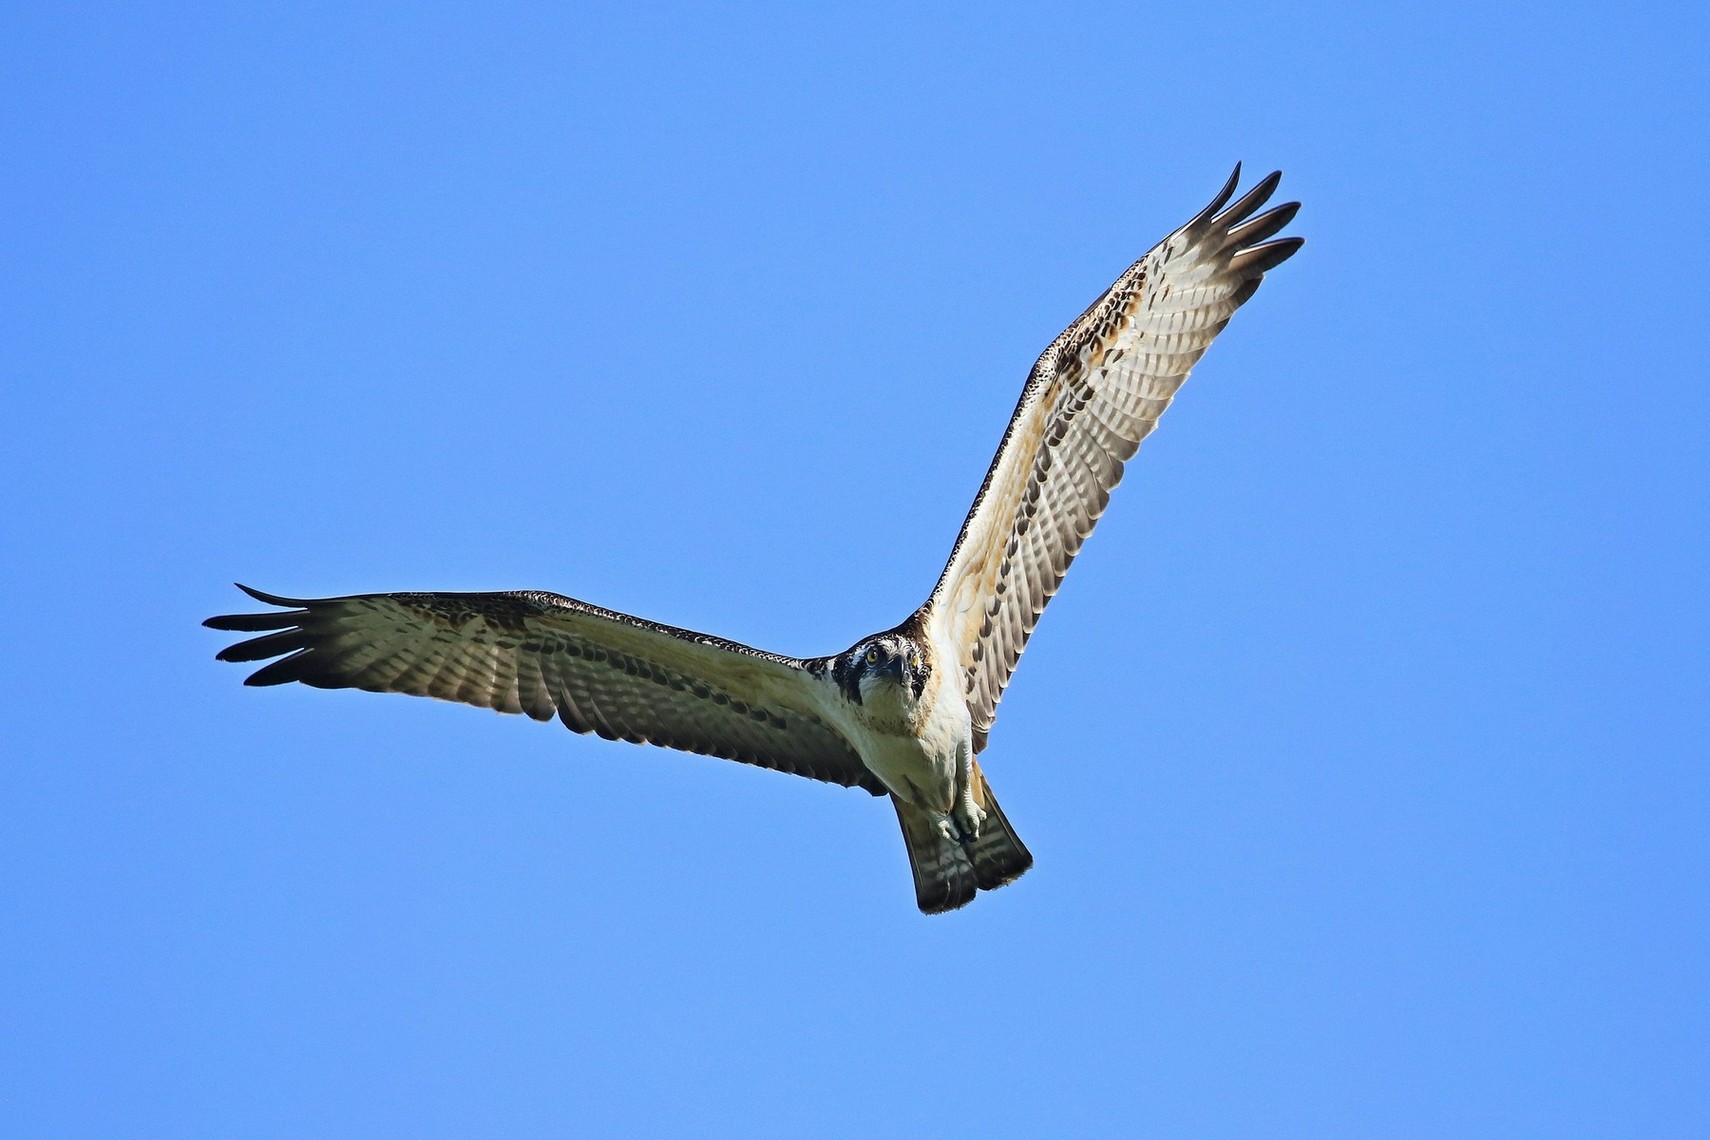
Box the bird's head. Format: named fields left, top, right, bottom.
left=839, top=633, right=929, bottom=706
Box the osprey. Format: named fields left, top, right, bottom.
left=207, top=167, right=1302, bottom=913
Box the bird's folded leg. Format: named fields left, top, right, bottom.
left=951, top=742, right=985, bottom=842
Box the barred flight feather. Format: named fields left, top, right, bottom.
left=922, top=165, right=1302, bottom=749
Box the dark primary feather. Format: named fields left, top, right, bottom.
left=206, top=584, right=885, bottom=794
left=923, top=167, right=1303, bottom=749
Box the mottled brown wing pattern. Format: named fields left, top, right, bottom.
left=206, top=585, right=884, bottom=793
left=924, top=167, right=1303, bottom=748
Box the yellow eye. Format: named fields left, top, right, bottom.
left=865, top=647, right=879, bottom=664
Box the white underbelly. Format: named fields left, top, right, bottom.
left=849, top=683, right=970, bottom=812
left=861, top=733, right=958, bottom=811
left=810, top=644, right=973, bottom=812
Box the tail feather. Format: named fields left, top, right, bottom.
left=893, top=798, right=979, bottom=913
left=965, top=763, right=1033, bottom=892
left=892, top=761, right=1033, bottom=914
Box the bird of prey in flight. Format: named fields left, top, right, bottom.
left=206, top=166, right=1302, bottom=913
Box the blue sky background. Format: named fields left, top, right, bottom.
left=4, top=3, right=1707, bottom=1136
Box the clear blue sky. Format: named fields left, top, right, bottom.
left=5, top=3, right=1706, bottom=1136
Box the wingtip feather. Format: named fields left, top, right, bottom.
left=1213, top=170, right=1285, bottom=230
left=242, top=652, right=313, bottom=686
left=1230, top=236, right=1305, bottom=276
left=236, top=582, right=311, bottom=607
left=1227, top=200, right=1301, bottom=249
left=1186, top=163, right=1244, bottom=230
left=205, top=583, right=313, bottom=631
left=216, top=630, right=310, bottom=663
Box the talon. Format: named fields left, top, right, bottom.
left=953, top=801, right=986, bottom=843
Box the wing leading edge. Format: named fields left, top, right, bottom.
left=206, top=584, right=884, bottom=793
left=922, top=166, right=1303, bottom=748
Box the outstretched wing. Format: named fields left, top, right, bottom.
left=206, top=584, right=884, bottom=793
left=922, top=166, right=1303, bottom=749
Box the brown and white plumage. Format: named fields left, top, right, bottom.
left=206, top=166, right=1302, bottom=914
left=920, top=165, right=1302, bottom=750
left=208, top=585, right=883, bottom=793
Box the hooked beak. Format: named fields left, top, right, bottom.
left=878, top=654, right=907, bottom=680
